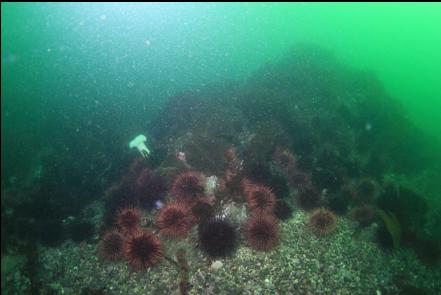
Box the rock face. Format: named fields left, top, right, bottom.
left=152, top=45, right=439, bottom=185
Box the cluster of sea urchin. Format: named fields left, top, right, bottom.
left=102, top=145, right=337, bottom=272
left=98, top=159, right=166, bottom=271
left=241, top=180, right=280, bottom=252
left=98, top=228, right=163, bottom=270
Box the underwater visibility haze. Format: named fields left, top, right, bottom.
left=2, top=2, right=441, bottom=294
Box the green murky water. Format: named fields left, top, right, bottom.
left=2, top=3, right=441, bottom=178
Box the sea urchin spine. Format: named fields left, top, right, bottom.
left=156, top=202, right=194, bottom=239
left=246, top=184, right=276, bottom=214
left=308, top=208, right=338, bottom=236
left=124, top=230, right=163, bottom=270
left=244, top=214, right=279, bottom=251
left=116, top=207, right=141, bottom=235
left=98, top=230, right=125, bottom=261
left=170, top=171, right=205, bottom=205
left=198, top=217, right=237, bottom=258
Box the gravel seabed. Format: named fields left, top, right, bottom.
left=39, top=208, right=441, bottom=295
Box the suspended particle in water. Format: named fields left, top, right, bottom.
left=365, top=122, right=372, bottom=132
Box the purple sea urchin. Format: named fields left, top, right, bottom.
left=198, top=217, right=237, bottom=258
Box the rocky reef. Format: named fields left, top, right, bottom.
left=2, top=45, right=441, bottom=294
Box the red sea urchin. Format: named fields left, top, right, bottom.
left=308, top=208, right=338, bottom=236
left=156, top=202, right=194, bottom=238
left=246, top=184, right=276, bottom=214
left=116, top=208, right=141, bottom=235
left=98, top=230, right=125, bottom=261
left=124, top=230, right=163, bottom=270
left=244, top=214, right=279, bottom=251
left=170, top=171, right=205, bottom=205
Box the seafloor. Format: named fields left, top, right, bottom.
left=2, top=46, right=441, bottom=294
left=34, top=203, right=440, bottom=295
